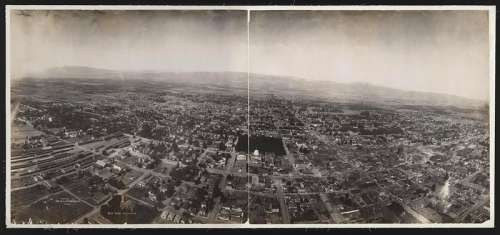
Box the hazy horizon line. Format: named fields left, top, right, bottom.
left=16, top=65, right=490, bottom=103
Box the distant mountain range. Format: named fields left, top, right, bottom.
left=250, top=73, right=488, bottom=108
left=26, top=66, right=488, bottom=108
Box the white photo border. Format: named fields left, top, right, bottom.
left=5, top=4, right=496, bottom=229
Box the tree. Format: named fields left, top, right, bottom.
left=172, top=142, right=179, bottom=153
left=165, top=184, right=175, bottom=198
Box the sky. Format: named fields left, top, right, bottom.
left=10, top=10, right=491, bottom=101
left=250, top=10, right=491, bottom=101
left=10, top=10, right=248, bottom=78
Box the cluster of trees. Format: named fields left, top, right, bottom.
left=170, top=163, right=200, bottom=182
left=108, top=177, right=126, bottom=190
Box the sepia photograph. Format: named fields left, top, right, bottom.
left=5, top=5, right=495, bottom=228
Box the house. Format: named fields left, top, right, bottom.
left=148, top=191, right=157, bottom=201
left=95, top=160, right=106, bottom=168
left=160, top=211, right=169, bottom=220
left=237, top=154, right=247, bottom=161
left=112, top=164, right=122, bottom=172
